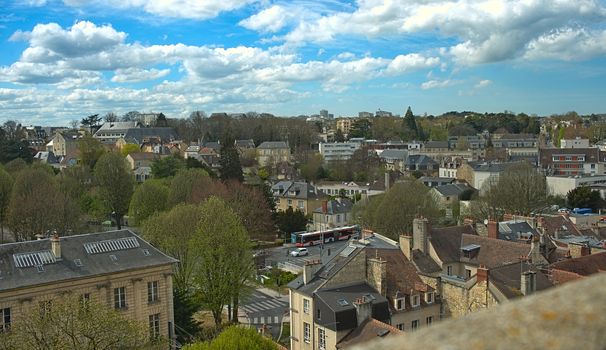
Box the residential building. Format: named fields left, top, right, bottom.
left=235, top=139, right=256, bottom=154
left=560, top=137, right=590, bottom=149
left=549, top=252, right=606, bottom=285
left=430, top=183, right=475, bottom=208
left=447, top=135, right=485, bottom=150
left=456, top=162, right=513, bottom=192
left=315, top=181, right=370, bottom=199
left=257, top=141, right=291, bottom=167
left=423, top=141, right=449, bottom=153
left=378, top=150, right=407, bottom=172
left=94, top=121, right=140, bottom=144
left=312, top=199, right=354, bottom=231
left=126, top=152, right=158, bottom=170
left=439, top=157, right=464, bottom=178
left=403, top=155, right=438, bottom=174
left=538, top=147, right=604, bottom=176
left=546, top=174, right=606, bottom=196
left=319, top=142, right=361, bottom=162
left=320, top=109, right=329, bottom=119
left=400, top=217, right=553, bottom=318
left=358, top=112, right=373, bottom=119
left=336, top=119, right=353, bottom=136
left=419, top=177, right=454, bottom=188
left=46, top=131, right=79, bottom=157
left=33, top=151, right=60, bottom=168
left=272, top=181, right=328, bottom=215
left=491, top=134, right=538, bottom=148
left=0, top=230, right=177, bottom=343
left=288, top=237, right=439, bottom=350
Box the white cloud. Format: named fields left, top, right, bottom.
left=111, top=68, right=171, bottom=83
left=475, top=79, right=492, bottom=89
left=385, top=54, right=440, bottom=75
left=421, top=79, right=455, bottom=90
left=524, top=28, right=606, bottom=61
left=239, top=5, right=292, bottom=33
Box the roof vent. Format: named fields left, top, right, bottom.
left=376, top=329, right=390, bottom=337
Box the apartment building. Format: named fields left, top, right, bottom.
left=319, top=142, right=361, bottom=162
left=0, top=230, right=177, bottom=342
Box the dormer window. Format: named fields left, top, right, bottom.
left=394, top=297, right=406, bottom=311
left=411, top=295, right=420, bottom=308
left=425, top=292, right=434, bottom=304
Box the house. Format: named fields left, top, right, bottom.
left=312, top=198, right=354, bottom=231
left=549, top=252, right=606, bottom=285
left=33, top=151, right=60, bottom=168
left=315, top=181, right=370, bottom=199
left=94, top=121, right=140, bottom=144
left=257, top=141, right=291, bottom=167
left=134, top=166, right=153, bottom=182
left=419, top=177, right=454, bottom=188
left=378, top=150, right=407, bottom=172
left=272, top=181, right=328, bottom=215
left=118, top=127, right=179, bottom=149
left=400, top=217, right=553, bottom=318
left=46, top=131, right=79, bottom=157
left=0, top=230, right=177, bottom=342
left=439, top=157, right=464, bottom=178
left=404, top=155, right=438, bottom=175
left=431, top=183, right=475, bottom=208
left=423, top=141, right=449, bottom=153
left=126, top=152, right=158, bottom=170
left=288, top=237, right=438, bottom=350
left=456, top=162, right=513, bottom=192
left=235, top=139, right=256, bottom=153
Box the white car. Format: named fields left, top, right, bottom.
left=290, top=248, right=309, bottom=257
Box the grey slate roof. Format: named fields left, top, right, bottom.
left=498, top=221, right=538, bottom=241
left=469, top=161, right=513, bottom=173
left=0, top=230, right=177, bottom=292
left=272, top=181, right=327, bottom=200
left=406, top=154, right=438, bottom=167
left=313, top=198, right=353, bottom=215
left=433, top=183, right=474, bottom=197
left=378, top=149, right=408, bottom=161
left=123, top=127, right=179, bottom=144
left=425, top=141, right=449, bottom=149
left=490, top=262, right=553, bottom=298
left=235, top=139, right=255, bottom=149
left=257, top=141, right=288, bottom=149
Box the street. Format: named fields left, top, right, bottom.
left=239, top=288, right=289, bottom=339
left=259, top=239, right=351, bottom=268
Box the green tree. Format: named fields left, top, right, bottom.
left=353, top=181, right=440, bottom=239
left=0, top=167, right=13, bottom=243
left=402, top=106, right=418, bottom=141
left=0, top=294, right=151, bottom=350
left=2, top=158, right=27, bottom=174
left=225, top=181, right=275, bottom=240
left=487, top=162, right=548, bottom=215
left=334, top=128, right=346, bottom=142
left=567, top=186, right=604, bottom=211
left=0, top=140, right=32, bottom=164
left=120, top=143, right=141, bottom=156
left=183, top=326, right=278, bottom=350
left=94, top=152, right=134, bottom=229
left=168, top=168, right=211, bottom=206
left=80, top=114, right=101, bottom=134
left=151, top=156, right=184, bottom=178
left=129, top=180, right=169, bottom=225
left=194, top=197, right=253, bottom=326
left=300, top=153, right=325, bottom=182
left=275, top=207, right=308, bottom=235
left=219, top=130, right=244, bottom=182
left=78, top=135, right=105, bottom=169
left=349, top=118, right=372, bottom=139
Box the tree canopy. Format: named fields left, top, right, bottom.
left=182, top=326, right=278, bottom=350
left=129, top=180, right=169, bottom=225
left=151, top=156, right=184, bottom=178
left=94, top=152, right=134, bottom=229
left=567, top=186, right=604, bottom=211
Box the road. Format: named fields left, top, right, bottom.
left=239, top=288, right=289, bottom=339
left=259, top=239, right=351, bottom=268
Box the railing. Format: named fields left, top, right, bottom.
left=277, top=261, right=303, bottom=274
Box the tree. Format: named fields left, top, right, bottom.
left=0, top=295, right=151, bottom=350
left=120, top=143, right=141, bottom=157
left=567, top=186, right=604, bottom=211
left=219, top=131, right=244, bottom=182
left=94, top=152, right=134, bottom=229
left=353, top=180, right=440, bottom=239
left=1, top=120, right=25, bottom=141
left=487, top=162, right=548, bottom=215
left=129, top=180, right=169, bottom=225
left=78, top=135, right=105, bottom=169
left=7, top=166, right=77, bottom=241
left=2, top=158, right=28, bottom=174
left=104, top=111, right=118, bottom=122
left=275, top=207, right=308, bottom=235
left=0, top=167, right=13, bottom=243
left=299, top=153, right=325, bottom=182
left=224, top=181, right=275, bottom=240
left=194, top=197, right=252, bottom=326
left=334, top=128, right=346, bottom=142
left=402, top=106, right=418, bottom=141
left=122, top=111, right=141, bottom=122
left=168, top=168, right=211, bottom=206
left=156, top=113, right=168, bottom=127
left=349, top=119, right=372, bottom=139
left=183, top=326, right=278, bottom=350
left=151, top=156, right=184, bottom=178
left=0, top=139, right=32, bottom=164
left=81, top=114, right=101, bottom=134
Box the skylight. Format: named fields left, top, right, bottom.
left=337, top=299, right=349, bottom=306
left=84, top=236, right=140, bottom=254
left=13, top=251, right=56, bottom=268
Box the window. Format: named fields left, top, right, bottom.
left=425, top=292, right=434, bottom=304
left=316, top=308, right=321, bottom=320
left=114, top=287, right=127, bottom=309
left=303, top=299, right=310, bottom=314
left=411, top=320, right=419, bottom=330
left=447, top=266, right=453, bottom=276
left=466, top=269, right=472, bottom=279
left=149, top=313, right=160, bottom=339
left=1, top=308, right=10, bottom=332
left=426, top=316, right=433, bottom=325
left=148, top=281, right=159, bottom=303
left=396, top=323, right=404, bottom=331
left=395, top=298, right=405, bottom=310
left=298, top=200, right=304, bottom=209
left=318, top=328, right=326, bottom=350
left=411, top=295, right=420, bottom=308
left=304, top=322, right=311, bottom=343
left=287, top=199, right=292, bottom=207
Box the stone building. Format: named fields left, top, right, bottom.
left=257, top=141, right=291, bottom=167
left=0, top=230, right=177, bottom=342
left=272, top=181, right=328, bottom=215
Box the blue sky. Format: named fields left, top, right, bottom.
left=1, top=0, right=606, bottom=126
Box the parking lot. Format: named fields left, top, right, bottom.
left=257, top=239, right=351, bottom=268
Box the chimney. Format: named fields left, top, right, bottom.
left=367, top=257, right=387, bottom=296
left=412, top=216, right=429, bottom=254
left=385, top=172, right=390, bottom=191
left=322, top=200, right=328, bottom=214
left=354, top=296, right=373, bottom=326
left=303, top=260, right=322, bottom=285
left=399, top=235, right=413, bottom=260
left=51, top=232, right=62, bottom=260
left=487, top=220, right=498, bottom=239
left=521, top=270, right=537, bottom=295
left=477, top=264, right=489, bottom=283
left=568, top=243, right=590, bottom=258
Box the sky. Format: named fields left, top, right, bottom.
left=1, top=0, right=606, bottom=126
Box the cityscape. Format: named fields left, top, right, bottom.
left=1, top=1, right=606, bottom=350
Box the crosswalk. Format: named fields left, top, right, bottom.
left=240, top=294, right=288, bottom=325
left=242, top=298, right=286, bottom=314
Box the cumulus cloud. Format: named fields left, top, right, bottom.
left=385, top=54, right=440, bottom=75
left=474, top=80, right=492, bottom=89
left=421, top=79, right=455, bottom=90
left=239, top=5, right=293, bottom=33
left=111, top=68, right=171, bottom=83
left=524, top=28, right=606, bottom=61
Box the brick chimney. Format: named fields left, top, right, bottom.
left=367, top=257, right=387, bottom=296
left=521, top=270, right=537, bottom=296
left=487, top=220, right=498, bottom=239
left=399, top=235, right=413, bottom=260
left=322, top=200, right=328, bottom=214
left=477, top=264, right=489, bottom=283
left=303, top=259, right=322, bottom=285
left=354, top=296, right=373, bottom=326
left=568, top=242, right=591, bottom=258
left=51, top=232, right=62, bottom=260
left=412, top=216, right=430, bottom=254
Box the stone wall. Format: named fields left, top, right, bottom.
left=351, top=273, right=606, bottom=350
left=323, top=250, right=367, bottom=289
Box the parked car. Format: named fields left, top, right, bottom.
left=290, top=248, right=309, bottom=257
